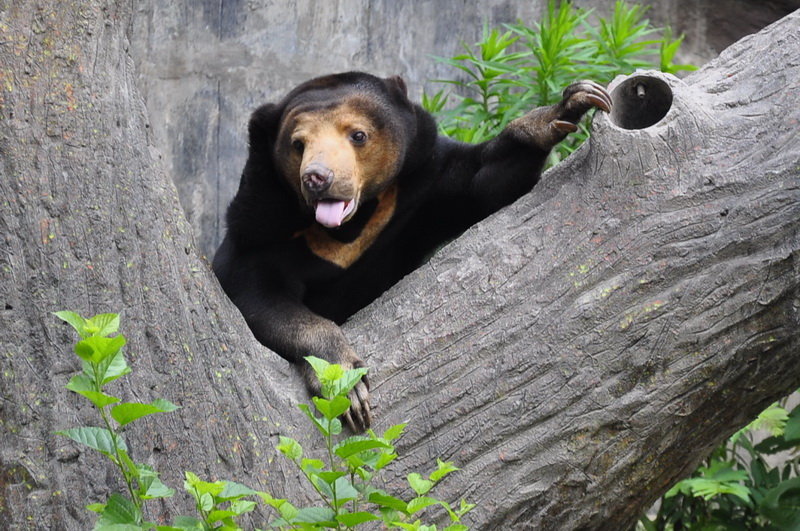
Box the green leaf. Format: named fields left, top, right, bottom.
left=383, top=423, right=407, bottom=442
left=336, top=511, right=380, bottom=526
left=759, top=476, right=800, bottom=527
left=65, top=373, right=121, bottom=408
left=784, top=404, right=800, bottom=441
left=368, top=491, right=408, bottom=513
left=315, top=470, right=345, bottom=484
left=456, top=498, right=475, bottom=517
left=161, top=516, right=205, bottom=530
left=229, top=499, right=257, bottom=516
left=407, top=496, right=439, bottom=514
left=313, top=395, right=351, bottom=420
left=333, top=367, right=369, bottom=397
left=218, top=480, right=258, bottom=500
left=374, top=451, right=398, bottom=471
left=86, top=313, right=120, bottom=337
left=206, top=509, right=237, bottom=523
left=86, top=503, right=106, bottom=513
left=56, top=427, right=126, bottom=457
left=293, top=506, right=337, bottom=525
left=98, top=351, right=132, bottom=386
left=277, top=436, right=303, bottom=461
left=407, top=473, right=434, bottom=496
left=298, top=403, right=330, bottom=437
left=111, top=399, right=178, bottom=427
left=74, top=335, right=126, bottom=364
left=184, top=471, right=225, bottom=498
left=199, top=492, right=213, bottom=512
left=430, top=459, right=459, bottom=482
left=332, top=476, right=359, bottom=504
left=138, top=465, right=175, bottom=500
left=334, top=437, right=392, bottom=459
left=304, top=356, right=331, bottom=382
left=54, top=310, right=89, bottom=338
left=96, top=493, right=141, bottom=526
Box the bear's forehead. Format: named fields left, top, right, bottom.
left=284, top=92, right=390, bottom=131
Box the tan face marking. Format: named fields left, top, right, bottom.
left=276, top=96, right=403, bottom=224
left=297, top=184, right=398, bottom=268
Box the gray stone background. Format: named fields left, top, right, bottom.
left=129, top=0, right=799, bottom=258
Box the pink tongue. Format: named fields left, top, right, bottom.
left=315, top=200, right=347, bottom=228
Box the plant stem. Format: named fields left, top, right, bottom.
left=91, top=363, right=141, bottom=518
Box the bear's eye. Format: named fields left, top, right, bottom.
left=350, top=131, right=367, bottom=145
left=291, top=139, right=304, bottom=153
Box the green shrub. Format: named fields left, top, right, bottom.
left=55, top=311, right=472, bottom=530
left=424, top=0, right=696, bottom=167
left=638, top=398, right=800, bottom=530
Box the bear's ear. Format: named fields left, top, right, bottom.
left=384, top=75, right=410, bottom=105
left=247, top=103, right=282, bottom=151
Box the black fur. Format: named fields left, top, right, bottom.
left=213, top=72, right=610, bottom=431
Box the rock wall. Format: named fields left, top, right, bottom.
left=129, top=0, right=799, bottom=257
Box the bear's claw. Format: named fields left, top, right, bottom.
left=559, top=80, right=613, bottom=119
left=344, top=379, right=371, bottom=432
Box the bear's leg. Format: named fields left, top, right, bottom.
left=236, top=292, right=372, bottom=431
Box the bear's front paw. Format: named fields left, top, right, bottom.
left=303, top=353, right=372, bottom=433
left=341, top=356, right=371, bottom=433
left=553, top=80, right=612, bottom=133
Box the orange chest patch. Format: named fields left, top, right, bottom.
left=297, top=185, right=397, bottom=268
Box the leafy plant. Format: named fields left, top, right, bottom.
left=639, top=397, right=800, bottom=530
left=55, top=310, right=179, bottom=528
left=56, top=312, right=472, bottom=530
left=424, top=0, right=697, bottom=166
left=268, top=355, right=474, bottom=530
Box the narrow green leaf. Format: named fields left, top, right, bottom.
left=56, top=426, right=126, bottom=456
left=86, top=503, right=106, bottom=513
left=784, top=404, right=800, bottom=441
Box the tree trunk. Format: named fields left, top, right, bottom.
left=1, top=3, right=799, bottom=531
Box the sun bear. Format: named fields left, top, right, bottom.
left=213, top=72, right=611, bottom=431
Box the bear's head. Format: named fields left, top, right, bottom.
left=247, top=72, right=423, bottom=229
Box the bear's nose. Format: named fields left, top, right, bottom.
left=301, top=164, right=334, bottom=196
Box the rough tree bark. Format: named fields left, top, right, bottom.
left=1, top=3, right=798, bottom=531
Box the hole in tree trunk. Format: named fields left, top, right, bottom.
left=609, top=76, right=673, bottom=130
